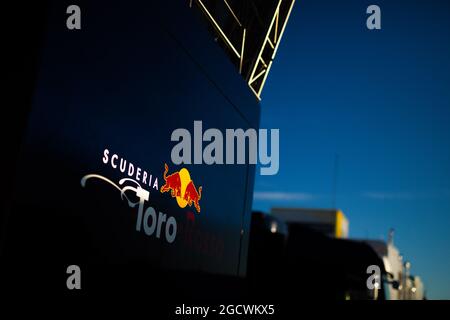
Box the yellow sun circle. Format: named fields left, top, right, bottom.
left=176, top=168, right=191, bottom=208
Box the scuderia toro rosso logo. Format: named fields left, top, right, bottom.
left=161, top=164, right=202, bottom=213
left=80, top=148, right=180, bottom=244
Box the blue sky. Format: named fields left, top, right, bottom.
left=252, top=0, right=450, bottom=299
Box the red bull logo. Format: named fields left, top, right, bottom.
left=161, top=164, right=202, bottom=213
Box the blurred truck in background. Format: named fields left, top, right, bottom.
left=248, top=209, right=426, bottom=300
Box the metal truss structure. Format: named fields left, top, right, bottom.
left=189, top=0, right=295, bottom=101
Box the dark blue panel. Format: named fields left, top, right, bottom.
left=2, top=0, right=260, bottom=285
